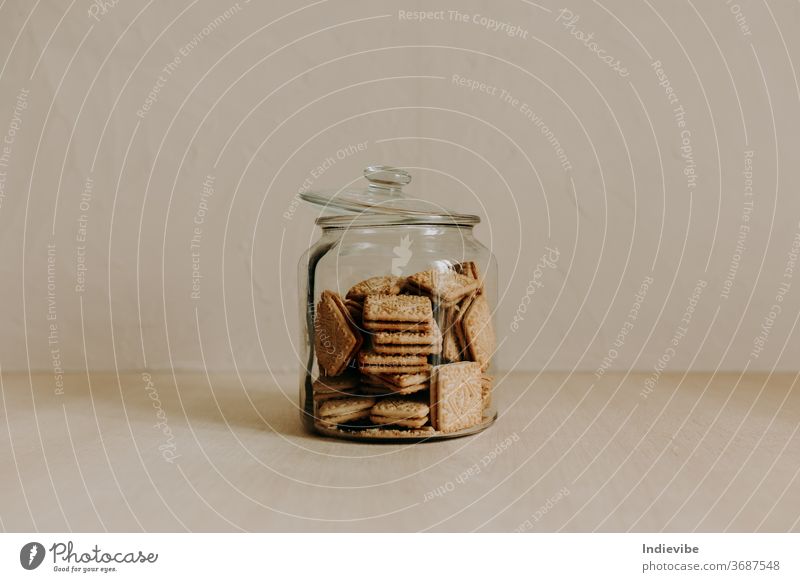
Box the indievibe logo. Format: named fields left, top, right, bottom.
left=20, top=542, right=46, bottom=570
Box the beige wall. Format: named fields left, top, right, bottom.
left=1, top=0, right=799, bottom=376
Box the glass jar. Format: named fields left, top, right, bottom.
left=297, top=166, right=498, bottom=441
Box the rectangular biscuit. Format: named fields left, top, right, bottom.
left=363, top=294, right=433, bottom=323
left=346, top=275, right=404, bottom=301
left=358, top=351, right=427, bottom=367
left=406, top=269, right=480, bottom=304
left=318, top=409, right=371, bottom=426
left=431, top=362, right=482, bottom=433
left=372, top=330, right=440, bottom=345
left=314, top=290, right=363, bottom=377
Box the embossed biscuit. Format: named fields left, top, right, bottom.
left=372, top=329, right=440, bottom=345
left=372, top=321, right=441, bottom=355
left=319, top=410, right=372, bottom=426
left=372, top=397, right=429, bottom=419
left=370, top=415, right=429, bottom=429
left=358, top=351, right=427, bottom=367
left=431, top=362, right=482, bottom=433
left=318, top=396, right=375, bottom=418
left=462, top=294, right=496, bottom=371
left=314, top=290, right=363, bottom=376
left=346, top=276, right=404, bottom=301
left=406, top=269, right=480, bottom=304
left=363, top=294, right=433, bottom=323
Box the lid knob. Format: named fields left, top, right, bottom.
left=363, top=165, right=412, bottom=189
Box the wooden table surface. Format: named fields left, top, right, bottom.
left=1, top=371, right=798, bottom=532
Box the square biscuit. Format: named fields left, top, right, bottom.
left=319, top=410, right=372, bottom=426
left=372, top=328, right=440, bottom=346
left=346, top=275, right=404, bottom=301
left=363, top=294, right=433, bottom=323
left=314, top=290, right=363, bottom=377
left=406, top=269, right=480, bottom=304
left=318, top=396, right=375, bottom=418
left=358, top=351, right=427, bottom=367
left=431, top=362, right=482, bottom=433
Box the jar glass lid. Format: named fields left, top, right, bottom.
left=299, top=165, right=480, bottom=225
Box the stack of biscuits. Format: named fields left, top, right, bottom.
left=311, top=266, right=496, bottom=436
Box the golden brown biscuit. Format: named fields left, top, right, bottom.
left=406, top=269, right=480, bottom=304
left=363, top=294, right=433, bottom=323
left=314, top=290, right=363, bottom=376
left=430, top=362, right=482, bottom=433
left=461, top=294, right=496, bottom=371
left=346, top=276, right=404, bottom=301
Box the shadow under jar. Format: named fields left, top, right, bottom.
left=297, top=166, right=498, bottom=442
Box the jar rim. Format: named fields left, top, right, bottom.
left=315, top=213, right=480, bottom=228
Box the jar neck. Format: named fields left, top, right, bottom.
left=321, top=223, right=476, bottom=238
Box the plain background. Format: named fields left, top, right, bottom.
left=1, top=0, right=799, bottom=378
